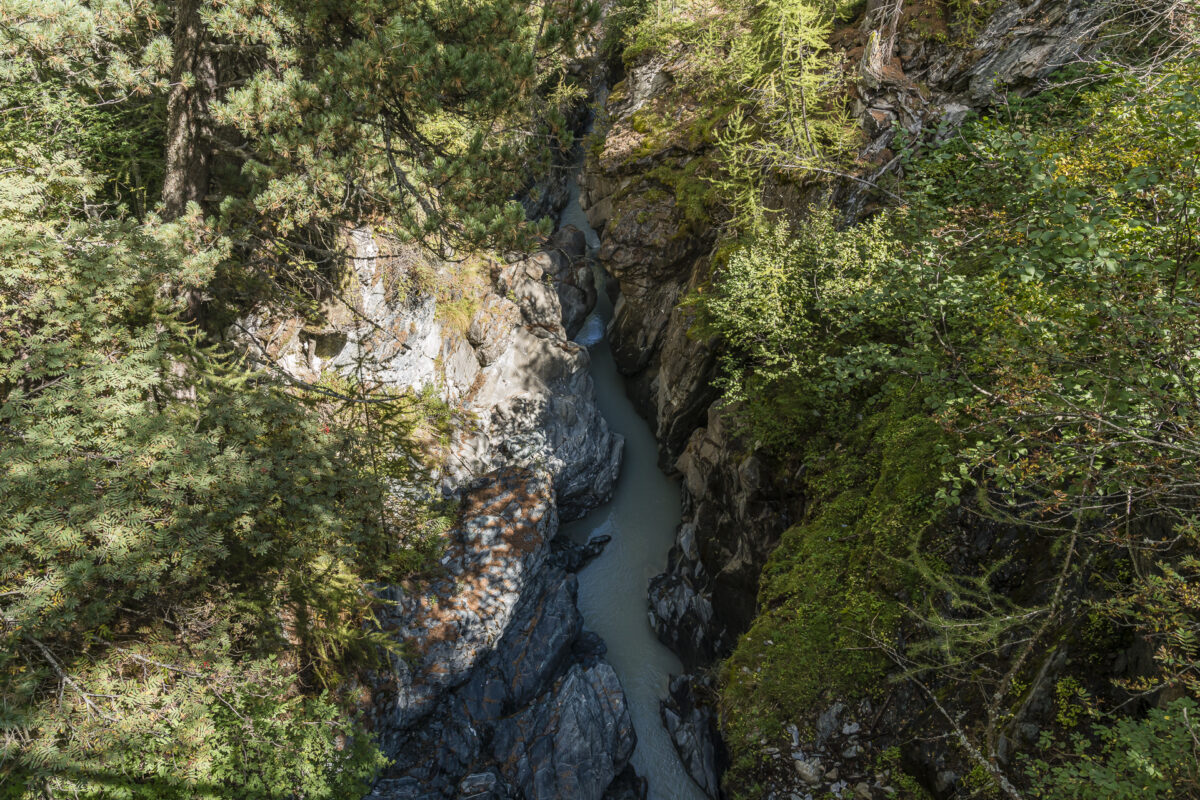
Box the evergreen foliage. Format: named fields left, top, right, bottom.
left=1, top=0, right=598, bottom=315
left=0, top=0, right=586, bottom=793
left=0, top=113, right=425, bottom=799
left=609, top=0, right=858, bottom=239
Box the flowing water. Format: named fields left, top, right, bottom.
left=559, top=181, right=709, bottom=800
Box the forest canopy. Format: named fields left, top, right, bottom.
left=0, top=0, right=594, bottom=796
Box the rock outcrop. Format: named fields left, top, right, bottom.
left=580, top=54, right=720, bottom=466
left=373, top=470, right=560, bottom=730
left=238, top=154, right=635, bottom=796
left=844, top=0, right=1105, bottom=212
left=236, top=226, right=621, bottom=521
left=661, top=675, right=724, bottom=799
left=647, top=407, right=797, bottom=667
left=367, top=476, right=638, bottom=799
left=456, top=232, right=618, bottom=519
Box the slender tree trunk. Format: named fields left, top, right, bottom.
left=162, top=0, right=216, bottom=324
left=162, top=0, right=215, bottom=221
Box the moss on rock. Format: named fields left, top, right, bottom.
left=718, top=392, right=947, bottom=794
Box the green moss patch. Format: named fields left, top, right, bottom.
left=719, top=393, right=947, bottom=792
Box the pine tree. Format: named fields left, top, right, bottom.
left=0, top=0, right=594, bottom=793
left=2, top=0, right=598, bottom=297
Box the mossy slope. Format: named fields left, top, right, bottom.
left=720, top=393, right=945, bottom=794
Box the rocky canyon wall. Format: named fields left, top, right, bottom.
left=237, top=183, right=647, bottom=797
left=581, top=1, right=1107, bottom=797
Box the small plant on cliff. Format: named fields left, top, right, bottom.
left=1027, top=698, right=1200, bottom=799
left=712, top=0, right=858, bottom=223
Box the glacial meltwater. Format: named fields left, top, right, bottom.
left=559, top=180, right=709, bottom=800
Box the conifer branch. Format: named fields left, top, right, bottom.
left=863, top=629, right=1026, bottom=800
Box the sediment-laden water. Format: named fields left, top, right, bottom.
left=559, top=180, right=708, bottom=800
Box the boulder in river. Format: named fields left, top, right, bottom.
left=367, top=469, right=639, bottom=800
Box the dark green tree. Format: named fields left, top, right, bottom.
left=2, top=0, right=598, bottom=308
left=0, top=0, right=593, bottom=794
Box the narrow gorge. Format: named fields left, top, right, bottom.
left=5, top=1, right=1198, bottom=799
left=245, top=2, right=1200, bottom=796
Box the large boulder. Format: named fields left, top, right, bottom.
left=373, top=469, right=559, bottom=729
left=452, top=326, right=622, bottom=520
left=369, top=565, right=638, bottom=800
left=491, top=662, right=636, bottom=800
left=660, top=675, right=724, bottom=799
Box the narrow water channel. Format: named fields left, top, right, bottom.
left=559, top=181, right=708, bottom=800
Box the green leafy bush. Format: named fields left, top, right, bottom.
left=1029, top=698, right=1200, bottom=799
left=693, top=207, right=895, bottom=448
left=706, top=48, right=1200, bottom=798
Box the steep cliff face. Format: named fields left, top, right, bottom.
left=647, top=406, right=799, bottom=667
left=586, top=0, right=1105, bottom=650
left=237, top=149, right=644, bottom=795
left=366, top=470, right=639, bottom=800
left=581, top=53, right=721, bottom=464
left=582, top=1, right=1107, bottom=796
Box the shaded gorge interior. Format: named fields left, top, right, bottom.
left=6, top=1, right=1200, bottom=799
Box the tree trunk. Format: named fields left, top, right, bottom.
left=162, top=0, right=216, bottom=323
left=162, top=0, right=215, bottom=222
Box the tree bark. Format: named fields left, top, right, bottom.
left=162, top=0, right=215, bottom=222
left=162, top=0, right=216, bottom=324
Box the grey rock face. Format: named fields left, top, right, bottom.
left=373, top=470, right=559, bottom=729
left=957, top=0, right=1105, bottom=104
left=491, top=662, right=636, bottom=800
left=661, top=675, right=724, bottom=799
left=451, top=324, right=623, bottom=521
left=458, top=771, right=512, bottom=800
left=579, top=60, right=721, bottom=454
left=580, top=136, right=717, bottom=466
left=364, top=469, right=637, bottom=800
left=848, top=0, right=1105, bottom=211
left=369, top=562, right=637, bottom=800
left=647, top=570, right=711, bottom=658
left=647, top=535, right=716, bottom=666
left=495, top=568, right=583, bottom=709
left=467, top=295, right=522, bottom=367
left=235, top=226, right=622, bottom=521
left=648, top=408, right=795, bottom=667
left=546, top=226, right=599, bottom=338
